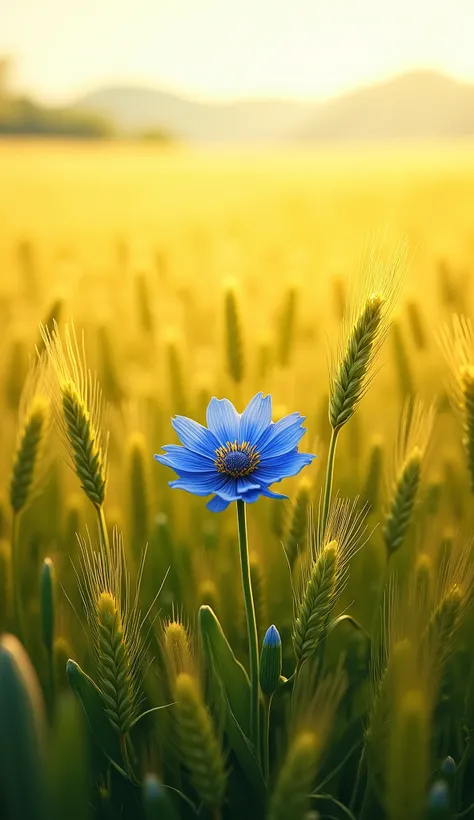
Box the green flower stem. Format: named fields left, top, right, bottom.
left=47, top=650, right=55, bottom=718
left=11, top=513, right=25, bottom=643
left=322, top=428, right=340, bottom=535
left=236, top=499, right=260, bottom=757
left=263, top=693, right=273, bottom=783
left=97, top=505, right=112, bottom=569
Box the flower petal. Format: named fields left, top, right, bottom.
left=169, top=471, right=229, bottom=496
left=236, top=476, right=261, bottom=494
left=240, top=488, right=262, bottom=504
left=258, top=413, right=306, bottom=458
left=258, top=486, right=288, bottom=500
left=206, top=397, right=240, bottom=444
left=207, top=495, right=231, bottom=512
left=254, top=450, right=315, bottom=483
left=155, top=445, right=216, bottom=474
left=171, top=416, right=219, bottom=458
left=239, top=392, right=272, bottom=444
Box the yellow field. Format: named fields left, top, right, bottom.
left=1, top=140, right=474, bottom=820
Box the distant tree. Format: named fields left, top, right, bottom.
left=0, top=56, right=115, bottom=139
left=136, top=128, right=175, bottom=144
left=0, top=96, right=114, bottom=138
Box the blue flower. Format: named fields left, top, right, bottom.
left=154, top=392, right=315, bottom=512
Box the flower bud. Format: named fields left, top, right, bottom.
left=440, top=755, right=455, bottom=778
left=427, top=780, right=450, bottom=820
left=259, top=625, right=282, bottom=695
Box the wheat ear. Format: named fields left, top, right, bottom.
left=10, top=395, right=50, bottom=514
left=126, top=431, right=150, bottom=555
left=329, top=242, right=406, bottom=431
left=285, top=477, right=312, bottom=567
left=224, top=279, right=244, bottom=384
left=438, top=315, right=474, bottom=490
left=277, top=285, right=298, bottom=368
left=75, top=529, right=158, bottom=739
left=383, top=398, right=435, bottom=558
left=41, top=321, right=110, bottom=562
left=292, top=500, right=367, bottom=666
left=174, top=672, right=227, bottom=810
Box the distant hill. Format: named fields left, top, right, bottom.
left=73, top=71, right=474, bottom=143
left=298, top=71, right=474, bottom=141
left=73, top=86, right=311, bottom=142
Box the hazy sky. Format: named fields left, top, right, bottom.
left=2, top=0, right=474, bottom=102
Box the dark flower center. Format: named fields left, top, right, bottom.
left=225, top=451, right=250, bottom=473
left=215, top=441, right=260, bottom=477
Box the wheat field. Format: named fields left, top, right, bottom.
left=1, top=140, right=474, bottom=820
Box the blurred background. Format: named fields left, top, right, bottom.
left=2, top=0, right=474, bottom=143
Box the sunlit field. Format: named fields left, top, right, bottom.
left=1, top=140, right=474, bottom=820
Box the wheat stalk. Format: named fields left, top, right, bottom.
left=269, top=665, right=345, bottom=820
left=438, top=315, right=474, bottom=490
left=224, top=279, right=244, bottom=384
left=277, top=285, right=298, bottom=368
left=41, top=321, right=108, bottom=510
left=285, top=477, right=312, bottom=567
left=165, top=335, right=187, bottom=415
left=75, top=529, right=161, bottom=740
left=383, top=398, right=435, bottom=558
left=126, top=431, right=150, bottom=555
left=162, top=616, right=194, bottom=680
left=387, top=689, right=429, bottom=820
left=10, top=394, right=50, bottom=514
left=174, top=672, right=227, bottom=810
left=362, top=435, right=384, bottom=511
left=292, top=499, right=367, bottom=666
left=329, top=242, right=406, bottom=432
left=406, top=299, right=427, bottom=350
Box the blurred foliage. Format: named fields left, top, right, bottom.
left=0, top=142, right=474, bottom=819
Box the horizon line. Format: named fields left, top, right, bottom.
left=11, top=65, right=474, bottom=109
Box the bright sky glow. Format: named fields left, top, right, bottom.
left=2, top=0, right=474, bottom=102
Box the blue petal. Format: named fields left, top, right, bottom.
left=155, top=446, right=216, bottom=474
left=258, top=486, right=288, bottom=500
left=258, top=414, right=306, bottom=458
left=236, top=476, right=261, bottom=494
left=240, top=392, right=272, bottom=444
left=171, top=416, right=219, bottom=458
left=207, top=495, right=231, bottom=512
left=169, top=471, right=230, bottom=496
left=240, top=488, right=262, bottom=504
left=254, top=450, right=315, bottom=483
left=206, top=397, right=240, bottom=444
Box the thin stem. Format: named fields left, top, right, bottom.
left=349, top=743, right=366, bottom=811
left=358, top=776, right=377, bottom=820
left=321, top=427, right=339, bottom=535
left=11, top=513, right=25, bottom=643
left=47, top=649, right=55, bottom=720
left=97, top=505, right=112, bottom=569
left=236, top=499, right=260, bottom=758
left=263, top=693, right=273, bottom=783
left=120, top=733, right=137, bottom=783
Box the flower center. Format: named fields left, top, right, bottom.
left=215, top=441, right=260, bottom=477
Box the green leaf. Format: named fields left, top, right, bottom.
left=310, top=793, right=357, bottom=820
left=49, top=693, right=90, bottom=820
left=198, top=605, right=251, bottom=737
left=66, top=659, right=128, bottom=780
left=222, top=689, right=266, bottom=805
left=327, top=614, right=370, bottom=639
left=0, top=634, right=47, bottom=820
